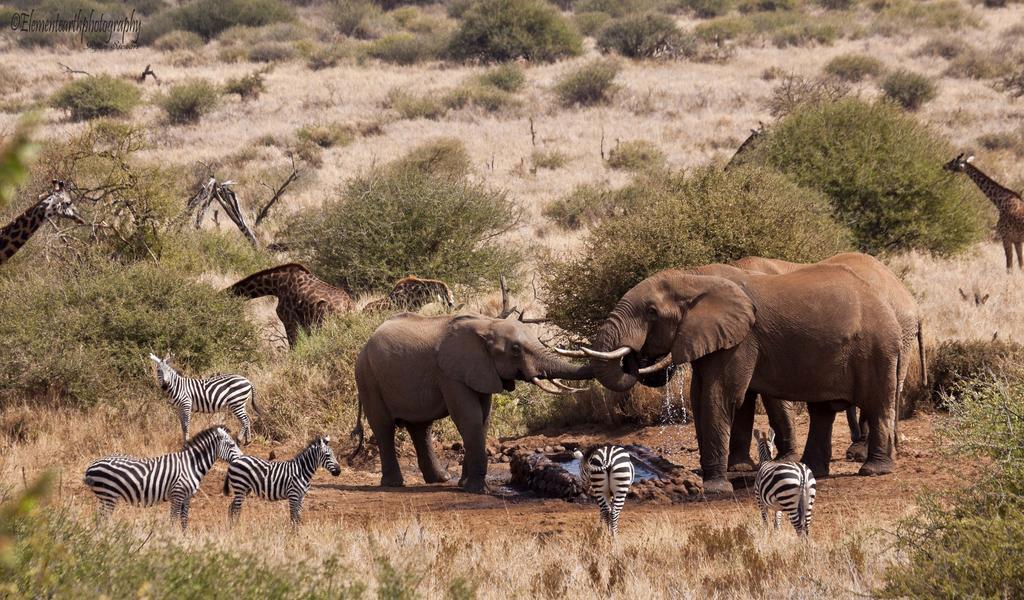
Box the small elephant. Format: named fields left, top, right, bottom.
left=352, top=313, right=593, bottom=493
left=583, top=263, right=903, bottom=494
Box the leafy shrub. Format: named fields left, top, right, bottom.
left=871, top=0, right=978, bottom=35
left=976, top=131, right=1024, bottom=156
left=678, top=0, right=734, bottom=18
left=223, top=71, right=266, bottom=100
left=153, top=29, right=205, bottom=51
left=331, top=0, right=386, bottom=38
left=366, top=32, right=446, bottom=64
left=738, top=0, right=798, bottom=12
left=744, top=98, right=984, bottom=255
left=926, top=339, right=1024, bottom=405
left=531, top=149, right=569, bottom=170
left=386, top=137, right=471, bottom=179
left=447, top=0, right=583, bottom=63
left=880, top=376, right=1024, bottom=598
left=764, top=74, right=849, bottom=118
left=596, top=13, right=693, bottom=58
left=915, top=36, right=967, bottom=59
left=881, top=69, right=938, bottom=110
left=574, top=11, right=612, bottom=36
left=282, top=141, right=521, bottom=292
left=383, top=88, right=447, bottom=120
left=542, top=165, right=852, bottom=335
left=158, top=79, right=220, bottom=124
left=443, top=84, right=520, bottom=113
left=695, top=10, right=845, bottom=46
left=50, top=75, right=141, bottom=121
left=476, top=63, right=526, bottom=92
left=824, top=53, right=885, bottom=82
left=606, top=139, right=666, bottom=171
left=542, top=183, right=619, bottom=230
left=0, top=260, right=260, bottom=408
left=172, top=0, right=294, bottom=39
left=944, top=48, right=1008, bottom=80
left=554, top=59, right=620, bottom=107
left=307, top=44, right=351, bottom=70
left=296, top=122, right=355, bottom=148
left=817, top=0, right=857, bottom=8
left=247, top=41, right=297, bottom=62
left=770, top=20, right=840, bottom=47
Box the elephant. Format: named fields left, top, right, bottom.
left=581, top=264, right=903, bottom=494
left=731, top=253, right=925, bottom=464
left=352, top=313, right=594, bottom=493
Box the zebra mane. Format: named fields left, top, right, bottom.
left=185, top=426, right=228, bottom=450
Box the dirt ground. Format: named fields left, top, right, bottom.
left=95, top=410, right=956, bottom=536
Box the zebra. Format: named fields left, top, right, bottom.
left=579, top=445, right=634, bottom=536
left=149, top=353, right=260, bottom=445
left=83, top=425, right=240, bottom=530
left=753, top=428, right=816, bottom=536
left=223, top=435, right=341, bottom=526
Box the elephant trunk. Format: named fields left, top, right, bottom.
left=591, top=306, right=646, bottom=393
left=534, top=352, right=594, bottom=381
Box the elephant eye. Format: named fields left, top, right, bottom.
left=645, top=305, right=659, bottom=320
left=510, top=343, right=522, bottom=356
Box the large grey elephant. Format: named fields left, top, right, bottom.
left=731, top=252, right=925, bottom=464
left=353, top=313, right=593, bottom=493
left=580, top=264, right=903, bottom=494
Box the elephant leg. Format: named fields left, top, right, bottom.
left=845, top=407, right=868, bottom=462
left=372, top=417, right=403, bottom=487
left=727, top=391, right=757, bottom=472
left=407, top=422, right=450, bottom=484
left=693, top=355, right=750, bottom=494
left=858, top=360, right=898, bottom=477
left=801, top=402, right=835, bottom=478
left=763, top=397, right=798, bottom=461
left=442, top=382, right=488, bottom=493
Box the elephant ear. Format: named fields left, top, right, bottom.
left=437, top=316, right=504, bottom=395
left=671, top=275, right=755, bottom=364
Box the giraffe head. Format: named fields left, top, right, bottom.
left=943, top=153, right=974, bottom=173
left=38, top=180, right=85, bottom=224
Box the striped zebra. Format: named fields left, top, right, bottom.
left=83, top=426, right=240, bottom=530
left=579, top=445, right=635, bottom=536
left=754, top=428, right=816, bottom=536
left=150, top=353, right=260, bottom=445
left=223, top=436, right=341, bottom=526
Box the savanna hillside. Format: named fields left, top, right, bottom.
left=0, top=0, right=1023, bottom=597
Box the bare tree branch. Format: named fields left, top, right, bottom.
left=254, top=156, right=301, bottom=228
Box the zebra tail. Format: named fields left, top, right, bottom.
left=797, top=472, right=810, bottom=534
left=250, top=387, right=263, bottom=416
left=347, top=396, right=365, bottom=463
left=222, top=471, right=231, bottom=496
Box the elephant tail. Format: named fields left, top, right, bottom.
left=895, top=349, right=902, bottom=452
left=917, top=319, right=928, bottom=388
left=348, top=396, right=365, bottom=464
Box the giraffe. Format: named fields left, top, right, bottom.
left=945, top=153, right=1024, bottom=271
left=724, top=122, right=765, bottom=171
left=226, top=263, right=356, bottom=346
left=0, top=180, right=84, bottom=266
left=361, top=275, right=456, bottom=313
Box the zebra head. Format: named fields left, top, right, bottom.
left=317, top=436, right=341, bottom=476
left=148, top=353, right=175, bottom=391
left=753, top=428, right=776, bottom=461
left=216, top=427, right=242, bottom=462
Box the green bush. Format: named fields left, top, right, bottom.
left=771, top=20, right=840, bottom=47
left=737, top=0, right=798, bottom=12
left=383, top=88, right=448, bottom=120
left=606, top=139, right=666, bottom=171
left=153, top=29, right=205, bottom=51
left=476, top=63, right=526, bottom=92
left=542, top=183, right=619, bottom=230
left=554, top=59, right=620, bottom=107
left=296, top=122, right=355, bottom=149
left=764, top=74, right=849, bottom=117
left=386, top=137, right=471, bottom=180
left=880, top=376, right=1024, bottom=598
left=574, top=11, right=613, bottom=36
left=442, top=83, right=520, bottom=113
left=366, top=32, right=446, bottom=64
left=247, top=41, right=297, bottom=62
left=0, top=260, right=260, bottom=408
left=282, top=141, right=521, bottom=292
left=331, top=0, right=386, bottom=38
left=871, top=0, right=978, bottom=35
left=596, top=13, right=693, bottom=58
left=171, top=0, right=294, bottom=39
left=542, top=165, right=852, bottom=335
left=531, top=148, right=569, bottom=170
left=926, top=339, right=1024, bottom=405
left=158, top=79, right=220, bottom=124
left=744, top=98, right=983, bottom=255
left=447, top=0, right=583, bottom=63
left=824, top=53, right=885, bottom=82
left=50, top=75, right=141, bottom=121
left=224, top=71, right=266, bottom=100
left=881, top=69, right=937, bottom=110
left=678, top=0, right=734, bottom=18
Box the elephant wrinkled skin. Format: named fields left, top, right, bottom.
left=589, top=264, right=903, bottom=494
left=354, top=313, right=593, bottom=493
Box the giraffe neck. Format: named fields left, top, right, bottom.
left=0, top=201, right=48, bottom=266
left=962, top=164, right=1021, bottom=212
left=231, top=271, right=293, bottom=300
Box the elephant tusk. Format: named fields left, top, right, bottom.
left=552, top=379, right=589, bottom=392
left=532, top=377, right=569, bottom=395
left=581, top=346, right=632, bottom=360
left=638, top=354, right=674, bottom=374
left=553, top=347, right=588, bottom=358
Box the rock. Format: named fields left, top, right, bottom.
left=544, top=445, right=554, bottom=453
left=499, top=455, right=509, bottom=463
left=535, top=447, right=544, bottom=453
left=553, top=445, right=565, bottom=452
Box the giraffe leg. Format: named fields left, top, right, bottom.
left=1004, top=240, right=1013, bottom=272
left=1015, top=241, right=1023, bottom=270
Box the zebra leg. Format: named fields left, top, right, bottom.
left=232, top=403, right=252, bottom=445
left=609, top=506, right=620, bottom=537
left=774, top=511, right=782, bottom=530
left=229, top=493, right=244, bottom=524
left=289, top=492, right=303, bottom=527
left=96, top=499, right=115, bottom=524
left=755, top=495, right=768, bottom=527
left=179, top=497, right=191, bottom=531
left=179, top=405, right=191, bottom=445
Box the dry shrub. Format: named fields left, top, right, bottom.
left=881, top=69, right=938, bottom=110
left=366, top=32, right=447, bottom=65
left=596, top=13, right=695, bottom=59
left=926, top=339, right=1024, bottom=406
left=824, top=53, right=885, bottom=82
left=531, top=149, right=569, bottom=170
left=158, top=79, right=220, bottom=124
left=223, top=71, right=266, bottom=100
left=383, top=88, right=447, bottom=120
left=447, top=0, right=582, bottom=63
left=764, top=73, right=849, bottom=118
left=296, top=122, right=355, bottom=149
left=944, top=48, right=1009, bottom=80
left=153, top=30, right=205, bottom=51
left=542, top=184, right=619, bottom=230
left=606, top=139, right=666, bottom=171
left=554, top=59, right=621, bottom=107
